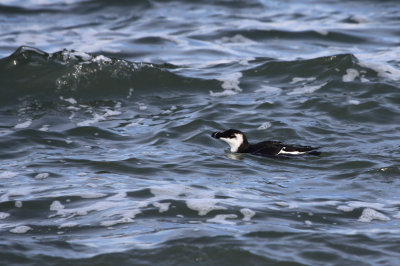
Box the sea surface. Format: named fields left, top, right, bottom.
left=1, top=0, right=400, bottom=265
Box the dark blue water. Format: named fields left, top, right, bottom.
left=1, top=0, right=400, bottom=265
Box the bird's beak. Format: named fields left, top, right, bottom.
left=212, top=132, right=222, bottom=139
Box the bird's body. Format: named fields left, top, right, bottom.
left=211, top=129, right=320, bottom=156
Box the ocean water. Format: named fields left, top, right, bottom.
left=1, top=0, right=400, bottom=265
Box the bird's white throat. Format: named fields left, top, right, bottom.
left=219, top=133, right=244, bottom=153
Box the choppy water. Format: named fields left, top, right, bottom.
left=1, top=0, right=400, bottom=265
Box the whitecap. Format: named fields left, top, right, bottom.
left=77, top=113, right=105, bottom=126
left=210, top=72, right=242, bottom=97
left=93, top=55, right=112, bottom=63
left=258, top=122, right=272, bottom=130
left=359, top=60, right=400, bottom=81
left=10, top=225, right=32, bottom=234
left=186, top=199, right=226, bottom=216
left=288, top=82, right=327, bottom=95
left=348, top=99, right=361, bottom=105
left=337, top=205, right=354, bottom=212
left=38, top=124, right=50, bottom=131
left=14, top=119, right=32, bottom=129
left=50, top=200, right=65, bottom=211
left=0, top=171, right=18, bottom=179
left=289, top=77, right=316, bottom=84
left=207, top=214, right=237, bottom=225
left=240, top=208, right=255, bottom=221
left=342, top=68, right=359, bottom=82
left=35, top=173, right=50, bottom=179
left=209, top=89, right=238, bottom=97
left=53, top=201, right=122, bottom=217
left=101, top=217, right=134, bottom=227
left=358, top=208, right=390, bottom=222
left=60, top=96, right=77, bottom=105
left=153, top=202, right=171, bottom=213
left=59, top=222, right=78, bottom=228
left=127, top=88, right=134, bottom=99
left=0, top=212, right=10, bottom=219
left=255, top=85, right=282, bottom=95
left=304, top=220, right=313, bottom=226
left=138, top=103, right=148, bottom=111
left=100, top=209, right=140, bottom=227
left=104, top=109, right=122, bottom=117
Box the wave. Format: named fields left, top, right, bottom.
left=0, top=46, right=214, bottom=106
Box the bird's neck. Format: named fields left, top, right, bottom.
left=237, top=137, right=250, bottom=152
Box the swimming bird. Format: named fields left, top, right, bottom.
left=211, top=129, right=320, bottom=156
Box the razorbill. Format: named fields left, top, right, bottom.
left=211, top=129, right=320, bottom=156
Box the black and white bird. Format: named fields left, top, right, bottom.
left=211, top=129, right=320, bottom=156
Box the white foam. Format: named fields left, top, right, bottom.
left=50, top=200, right=64, bottom=211
left=14, top=119, right=32, bottom=129
left=104, top=109, right=122, bottom=117
left=10, top=225, right=32, bottom=234
left=186, top=199, right=226, bottom=216
left=348, top=99, right=361, bottom=105
left=77, top=113, right=105, bottom=126
left=59, top=222, right=78, bottom=228
left=0, top=212, right=10, bottom=219
left=126, top=118, right=145, bottom=127
left=35, top=173, right=50, bottom=179
left=67, top=106, right=80, bottom=111
left=207, top=214, right=237, bottom=225
left=358, top=208, right=390, bottom=223
left=288, top=82, right=327, bottom=95
left=93, top=55, right=112, bottom=63
left=15, top=201, right=23, bottom=208
left=342, top=68, right=360, bottom=82
left=209, top=89, right=238, bottom=97
left=0, top=171, right=18, bottom=179
left=359, top=60, right=400, bottom=81
left=210, top=72, right=242, bottom=97
left=316, top=30, right=328, bottom=36
left=304, top=220, right=313, bottom=226
left=290, top=77, right=316, bottom=84
left=60, top=96, right=77, bottom=105
left=240, top=208, right=255, bottom=221
left=162, top=105, right=178, bottom=115
left=258, top=122, right=272, bottom=130
left=337, top=205, right=354, bottom=212
left=150, top=184, right=215, bottom=200
left=54, top=201, right=122, bottom=217
left=138, top=103, right=147, bottom=111
left=346, top=201, right=385, bottom=211
left=39, top=124, right=50, bottom=132
left=100, top=209, right=140, bottom=227
left=69, top=51, right=92, bottom=61
left=127, top=88, right=134, bottom=99
left=153, top=202, right=171, bottom=213
left=255, top=85, right=282, bottom=95
left=101, top=217, right=134, bottom=227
